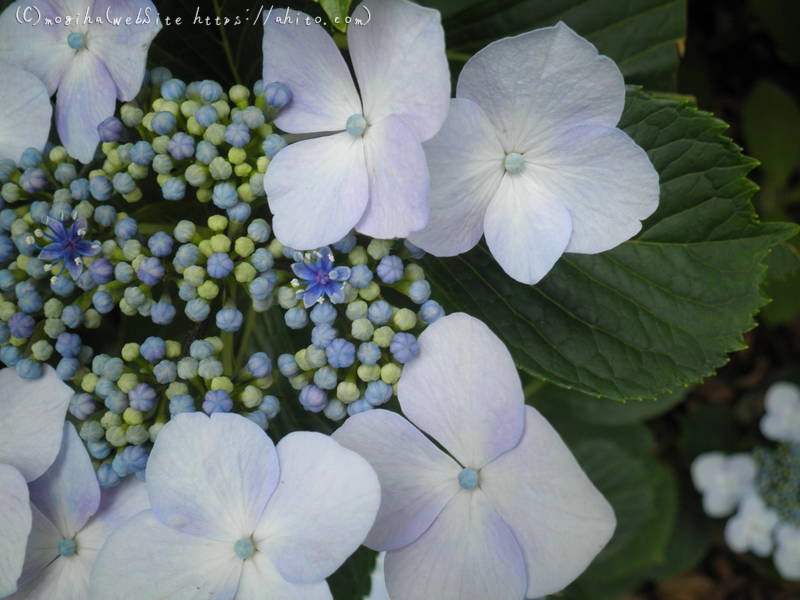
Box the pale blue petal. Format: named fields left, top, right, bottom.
left=237, top=551, right=332, bottom=600
left=29, top=422, right=101, bottom=538
left=0, top=63, right=52, bottom=163
left=397, top=313, right=526, bottom=468
left=481, top=406, right=616, bottom=598
left=384, top=490, right=527, bottom=600
left=146, top=413, right=279, bottom=541
left=0, top=366, right=71, bottom=481
left=254, top=432, right=380, bottom=584
left=0, top=465, right=31, bottom=598
left=348, top=0, right=450, bottom=141
left=456, top=22, right=625, bottom=152
left=333, top=409, right=461, bottom=551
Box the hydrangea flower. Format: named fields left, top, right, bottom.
left=0, top=0, right=162, bottom=163
left=0, top=366, right=71, bottom=597
left=760, top=381, right=800, bottom=444
left=89, top=413, right=381, bottom=599
left=36, top=217, right=102, bottom=280
left=291, top=247, right=351, bottom=308
left=691, top=452, right=757, bottom=517
left=9, top=423, right=149, bottom=599
left=408, top=23, right=660, bottom=284
left=0, top=62, right=51, bottom=163
left=334, top=312, right=615, bottom=599
left=262, top=0, right=450, bottom=249
left=724, top=492, right=780, bottom=557
left=775, top=524, right=800, bottom=580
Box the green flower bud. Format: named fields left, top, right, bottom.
left=119, top=299, right=137, bottom=316
left=121, top=343, right=140, bottom=362
left=381, top=363, right=402, bottom=385
left=404, top=264, right=425, bottom=282
left=346, top=300, right=368, bottom=321
left=128, top=163, right=149, bottom=180
left=367, top=239, right=393, bottom=261
left=228, top=148, right=247, bottom=165
left=229, top=84, right=250, bottom=107
left=295, top=348, right=310, bottom=371
left=152, top=135, right=171, bottom=155
left=348, top=246, right=368, bottom=266
left=234, top=237, right=255, bottom=258
left=197, top=280, right=219, bottom=300
left=289, top=373, right=309, bottom=390
left=206, top=337, right=224, bottom=352
left=351, top=318, right=374, bottom=341
left=101, top=412, right=123, bottom=429
left=30, top=340, right=53, bottom=361
left=44, top=318, right=66, bottom=338
left=209, top=233, right=231, bottom=253
left=208, top=215, right=228, bottom=232
left=123, top=407, right=144, bottom=425
left=357, top=364, right=381, bottom=382
left=306, top=345, right=327, bottom=369
left=106, top=426, right=128, bottom=447
left=126, top=424, right=150, bottom=446
left=393, top=308, right=417, bottom=331
left=358, top=281, right=380, bottom=301
left=235, top=262, right=257, bottom=283
left=165, top=382, right=189, bottom=398
left=83, top=309, right=102, bottom=329
left=165, top=341, right=182, bottom=359
left=373, top=326, right=394, bottom=348
left=211, top=376, right=234, bottom=392
left=81, top=373, right=99, bottom=393
left=117, top=373, right=138, bottom=394
left=240, top=385, right=262, bottom=409
left=204, top=124, right=227, bottom=146
left=336, top=381, right=360, bottom=403
left=43, top=298, right=64, bottom=319
left=183, top=265, right=206, bottom=286
left=185, top=164, right=209, bottom=187
left=49, top=146, right=69, bottom=163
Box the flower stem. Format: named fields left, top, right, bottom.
left=212, top=0, right=242, bottom=84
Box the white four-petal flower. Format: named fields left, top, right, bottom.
left=724, top=492, right=780, bottom=557
left=760, top=381, right=800, bottom=444
left=0, top=63, right=52, bottom=164
left=775, top=523, right=800, bottom=581
left=9, top=422, right=150, bottom=600
left=409, top=23, right=660, bottom=284
left=262, top=0, right=450, bottom=250
left=89, top=412, right=381, bottom=600
left=0, top=366, right=71, bottom=597
left=334, top=312, right=616, bottom=600
left=690, top=452, right=757, bottom=518
left=0, top=0, right=162, bottom=163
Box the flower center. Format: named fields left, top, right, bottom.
left=458, top=468, right=480, bottom=490
left=58, top=538, right=77, bottom=557
left=67, top=32, right=85, bottom=50
left=346, top=114, right=368, bottom=137
left=234, top=537, right=255, bottom=560
left=504, top=152, right=525, bottom=174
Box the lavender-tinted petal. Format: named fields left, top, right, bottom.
left=0, top=63, right=52, bottom=163
left=0, top=465, right=31, bottom=597
left=290, top=262, right=316, bottom=281
left=301, top=285, right=324, bottom=309
left=238, top=552, right=332, bottom=599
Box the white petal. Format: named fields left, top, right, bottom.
left=88, top=0, right=162, bottom=101
left=483, top=169, right=573, bottom=284
left=88, top=511, right=241, bottom=600
left=409, top=98, right=504, bottom=256
left=146, top=413, right=279, bottom=541
left=481, top=406, right=616, bottom=597
left=384, top=490, right=527, bottom=600
left=262, top=10, right=360, bottom=134
left=0, top=2, right=73, bottom=94
left=9, top=551, right=95, bottom=600
left=56, top=51, right=117, bottom=163
left=14, top=503, right=60, bottom=595
left=77, top=476, right=150, bottom=561
left=29, top=423, right=100, bottom=539
left=524, top=124, right=659, bottom=254
left=254, top=432, right=380, bottom=584
left=690, top=452, right=726, bottom=493
left=0, top=63, right=52, bottom=163
left=0, top=366, right=71, bottom=482
left=266, top=133, right=368, bottom=250
left=355, top=116, right=430, bottom=240
left=775, top=524, right=800, bottom=581
left=349, top=0, right=450, bottom=141
left=397, top=313, right=525, bottom=468
left=457, top=22, right=625, bottom=151
left=0, top=464, right=31, bottom=598
left=237, top=552, right=332, bottom=600
left=333, top=409, right=461, bottom=551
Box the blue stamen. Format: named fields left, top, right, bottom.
left=504, top=152, right=525, bottom=174
left=58, top=538, right=77, bottom=557
left=234, top=537, right=255, bottom=560
left=346, top=114, right=367, bottom=137
left=458, top=468, right=479, bottom=490
left=67, top=32, right=85, bottom=50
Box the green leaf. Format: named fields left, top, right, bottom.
left=328, top=545, right=377, bottom=600
left=424, top=88, right=798, bottom=402
left=742, top=80, right=800, bottom=189
left=424, top=0, right=687, bottom=90
left=318, top=0, right=353, bottom=31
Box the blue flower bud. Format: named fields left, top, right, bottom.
left=259, top=395, right=280, bottom=419
left=80, top=421, right=105, bottom=442
left=310, top=302, right=337, bottom=325
left=8, top=312, right=34, bottom=338
left=178, top=282, right=197, bottom=301
left=151, top=111, right=177, bottom=135
left=311, top=324, right=337, bottom=349
left=190, top=340, right=214, bottom=360
left=16, top=358, right=43, bottom=380
left=115, top=218, right=138, bottom=241
left=56, top=357, right=79, bottom=380
left=69, top=393, right=95, bottom=419
left=170, top=394, right=196, bottom=415
left=216, top=307, right=243, bottom=332
left=367, top=300, right=393, bottom=325
left=88, top=440, right=111, bottom=459
left=154, top=360, right=177, bottom=384
left=198, top=357, right=223, bottom=379
left=17, top=291, right=43, bottom=314
left=150, top=66, right=173, bottom=86
left=19, top=148, right=42, bottom=169
left=105, top=390, right=128, bottom=414
left=102, top=357, right=125, bottom=381
left=207, top=252, right=234, bottom=279
left=0, top=159, right=15, bottom=183
left=20, top=168, right=47, bottom=193
left=326, top=338, right=355, bottom=368
left=347, top=398, right=372, bottom=416
left=365, top=380, right=392, bottom=406
left=129, top=383, right=157, bottom=411
left=245, top=219, right=271, bottom=243
left=227, top=202, right=251, bottom=223
left=377, top=255, right=404, bottom=284
left=408, top=279, right=431, bottom=304
left=246, top=410, right=268, bottom=429
left=284, top=306, right=308, bottom=329
left=131, top=141, right=155, bottom=166
left=198, top=80, right=224, bottom=103
left=212, top=182, right=238, bottom=209
left=349, top=264, right=373, bottom=289
left=161, top=78, right=187, bottom=101
left=390, top=332, right=419, bottom=364
left=140, top=337, right=166, bottom=362
left=357, top=342, right=382, bottom=366
left=174, top=221, right=196, bottom=243
left=151, top=301, right=176, bottom=325
left=419, top=299, right=444, bottom=324
left=299, top=384, right=326, bottom=412
left=114, top=262, right=135, bottom=284
left=224, top=123, right=250, bottom=148
left=55, top=332, right=82, bottom=358
left=203, top=389, right=233, bottom=414
left=333, top=233, right=357, bottom=254
left=262, top=134, right=287, bottom=159
left=89, top=175, right=113, bottom=201
left=161, top=177, right=185, bottom=201
left=250, top=248, right=274, bottom=272
left=121, top=446, right=148, bottom=473
left=247, top=352, right=272, bottom=378
left=98, top=116, right=124, bottom=142
left=194, top=105, right=219, bottom=128
left=313, top=366, right=338, bottom=390
left=0, top=345, right=21, bottom=366
left=147, top=231, right=174, bottom=258
left=195, top=140, right=218, bottom=164
left=264, top=81, right=293, bottom=110
left=93, top=205, right=117, bottom=227
left=174, top=243, right=200, bottom=268
left=112, top=173, right=137, bottom=196
left=54, top=163, right=77, bottom=185
left=185, top=298, right=210, bottom=322
left=137, top=257, right=165, bottom=286
left=324, top=399, right=347, bottom=420
left=61, top=305, right=84, bottom=328
left=277, top=354, right=298, bottom=377
left=97, top=463, right=121, bottom=488
left=168, top=132, right=196, bottom=160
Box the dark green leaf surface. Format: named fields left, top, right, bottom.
left=425, top=89, right=798, bottom=402
left=424, top=0, right=687, bottom=90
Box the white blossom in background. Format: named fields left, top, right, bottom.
left=8, top=423, right=149, bottom=600
left=690, top=452, right=757, bottom=517
left=409, top=22, right=659, bottom=284
left=0, top=0, right=162, bottom=163
left=89, top=413, right=381, bottom=599
left=724, top=492, right=780, bottom=557
left=760, top=381, right=800, bottom=444
left=334, top=313, right=616, bottom=600
left=0, top=366, right=71, bottom=597
left=0, top=63, right=51, bottom=164
left=262, top=0, right=450, bottom=249
left=774, top=524, right=800, bottom=581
